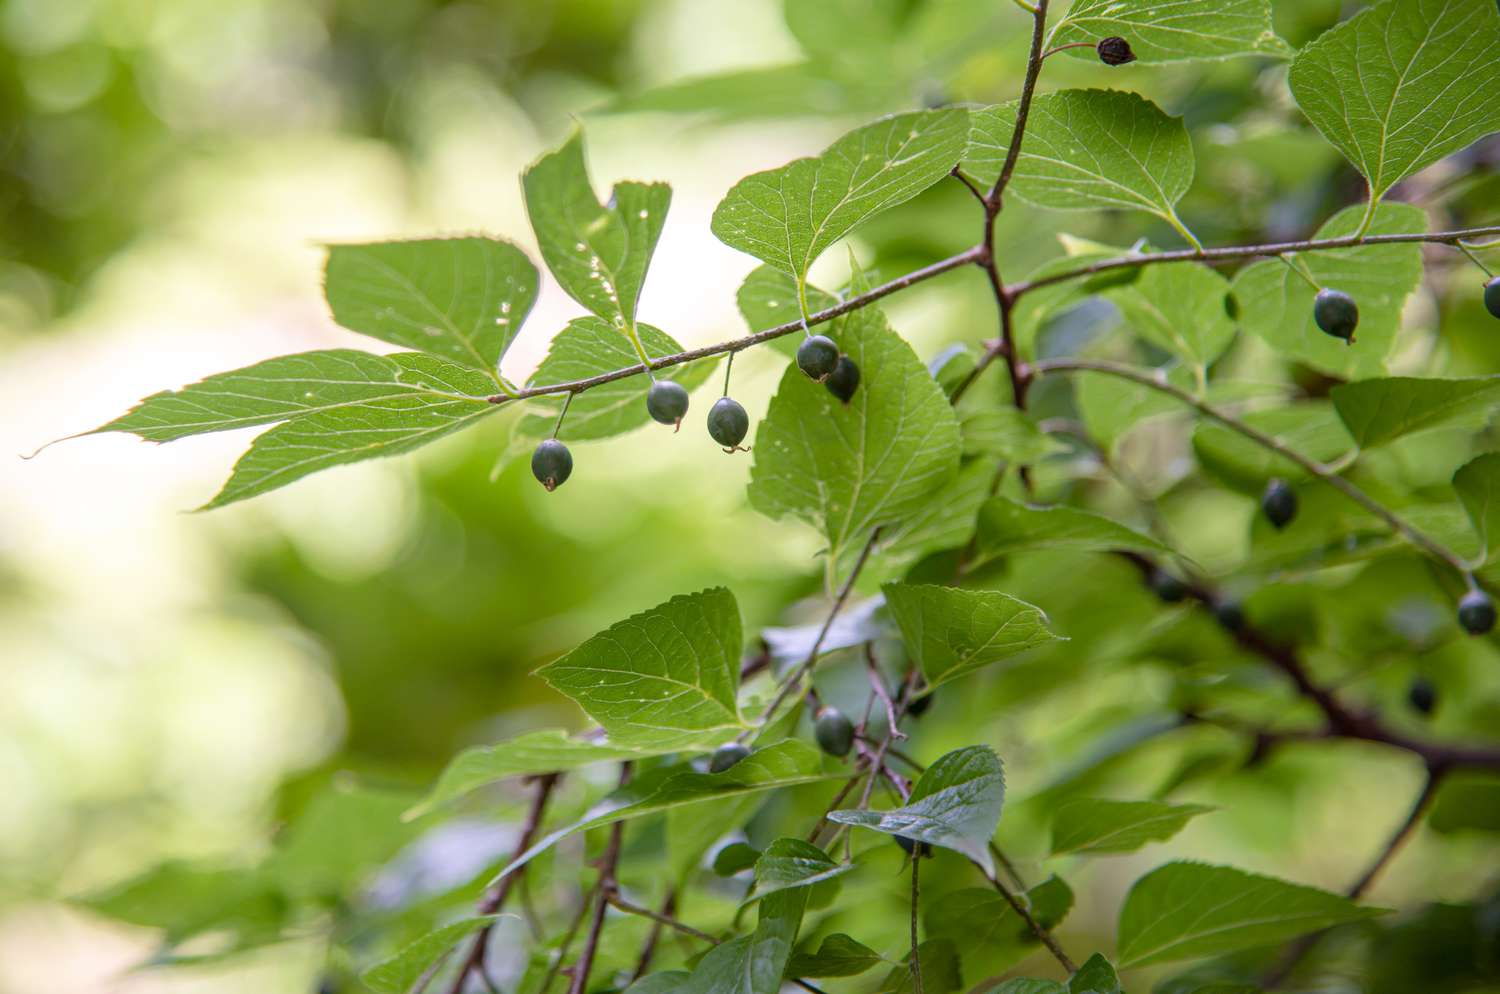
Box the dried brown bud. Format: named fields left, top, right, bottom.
left=1097, top=36, right=1136, bottom=66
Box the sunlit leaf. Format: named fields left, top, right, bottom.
left=1050, top=798, right=1214, bottom=856
left=745, top=837, right=855, bottom=906
left=1050, top=0, right=1290, bottom=64
left=786, top=934, right=887, bottom=978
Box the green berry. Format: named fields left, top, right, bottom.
left=1407, top=677, right=1436, bottom=717
left=709, top=742, right=750, bottom=773
left=530, top=439, right=573, bottom=492
left=1313, top=288, right=1358, bottom=342
left=1485, top=276, right=1500, bottom=320
left=646, top=380, right=690, bottom=428
left=894, top=835, right=930, bottom=858
left=813, top=707, right=854, bottom=758
left=1458, top=589, right=1496, bottom=636
left=1262, top=478, right=1297, bottom=530
left=1148, top=568, right=1187, bottom=603
left=825, top=356, right=861, bottom=404
left=708, top=396, right=750, bottom=450
left=797, top=335, right=840, bottom=382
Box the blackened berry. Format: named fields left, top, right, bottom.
left=894, top=835, right=930, bottom=858
left=906, top=691, right=933, bottom=718
left=814, top=707, right=854, bottom=758
left=709, top=742, right=751, bottom=773
left=1096, top=36, right=1136, bottom=66
left=1407, top=676, right=1437, bottom=716
left=1485, top=276, right=1500, bottom=320
left=646, top=380, right=690, bottom=428
left=825, top=356, right=861, bottom=404
left=707, top=396, right=750, bottom=450
left=797, top=336, right=840, bottom=382
left=1213, top=599, right=1246, bottom=633
left=530, top=439, right=573, bottom=492
left=1313, top=288, right=1359, bottom=342
left=1458, top=589, right=1497, bottom=636
left=1262, top=478, right=1297, bottom=530
left=1149, top=568, right=1187, bottom=603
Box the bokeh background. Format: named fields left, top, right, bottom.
left=3, top=1, right=1498, bottom=992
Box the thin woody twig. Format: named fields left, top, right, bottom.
left=567, top=764, right=632, bottom=994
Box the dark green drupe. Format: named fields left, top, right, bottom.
left=646, top=380, right=690, bottom=428
left=1407, top=677, right=1437, bottom=717
left=1213, top=598, right=1246, bottom=633
left=813, top=706, right=854, bottom=758
left=709, top=742, right=751, bottom=773
left=707, top=396, right=750, bottom=450
left=1262, top=478, right=1297, bottom=529
left=825, top=356, right=861, bottom=404
left=1485, top=276, right=1500, bottom=319
left=1458, top=589, right=1497, bottom=636
left=530, top=439, right=573, bottom=492
left=1313, top=288, right=1359, bottom=342
left=797, top=335, right=840, bottom=382
left=1148, top=568, right=1187, bottom=603
left=894, top=835, right=931, bottom=858
left=906, top=690, right=932, bottom=718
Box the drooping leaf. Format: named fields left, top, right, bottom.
left=926, top=876, right=1074, bottom=962
left=1455, top=453, right=1500, bottom=565
left=745, top=837, right=855, bottom=906
left=671, top=793, right=766, bottom=886
left=514, top=319, right=716, bottom=442
left=966, top=90, right=1197, bottom=238
left=712, top=109, right=968, bottom=293
left=961, top=407, right=1068, bottom=463
left=1230, top=203, right=1425, bottom=378
left=1049, top=0, right=1290, bottom=64
left=786, top=934, right=887, bottom=978
left=201, top=389, right=498, bottom=510
left=1331, top=377, right=1500, bottom=449
left=748, top=297, right=961, bottom=579
left=534, top=588, right=748, bottom=749
left=882, top=583, right=1061, bottom=690
left=676, top=888, right=810, bottom=994
left=1068, top=953, right=1121, bottom=994
left=1050, top=798, right=1214, bottom=856
left=407, top=730, right=662, bottom=819
left=361, top=916, right=503, bottom=994
left=761, top=596, right=889, bottom=668
left=523, top=130, right=670, bottom=336
left=1116, top=861, right=1386, bottom=967
left=1105, top=261, right=1238, bottom=367
left=737, top=266, right=839, bottom=358
left=91, top=351, right=494, bottom=443
left=830, top=745, right=1005, bottom=873
left=78, top=863, right=285, bottom=947
left=325, top=238, right=538, bottom=375
left=973, top=498, right=1172, bottom=564
left=490, top=741, right=831, bottom=885
left=1289, top=0, right=1500, bottom=210
left=1192, top=402, right=1354, bottom=494
left=715, top=842, right=763, bottom=877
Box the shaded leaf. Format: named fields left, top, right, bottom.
left=676, top=889, right=809, bottom=994
left=361, top=916, right=502, bottom=994
left=883, top=583, right=1061, bottom=690
left=715, top=842, right=763, bottom=877
left=1106, top=261, right=1237, bottom=367
left=881, top=938, right=962, bottom=994
left=1050, top=0, right=1290, bottom=64
left=1068, top=953, right=1121, bottom=994
left=961, top=407, right=1068, bottom=462
left=1192, top=403, right=1354, bottom=494
left=927, top=876, right=1073, bottom=960
left=1050, top=798, right=1213, bottom=856
left=1117, top=861, right=1385, bottom=967
left=268, top=783, right=424, bottom=901
left=830, top=745, right=1005, bottom=873
left=974, top=498, right=1172, bottom=563
left=786, top=934, right=887, bottom=978
left=1455, top=453, right=1500, bottom=564
left=1332, top=377, right=1500, bottom=449
left=745, top=837, right=855, bottom=906
left=870, top=459, right=995, bottom=578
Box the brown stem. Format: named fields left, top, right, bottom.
left=976, top=860, right=1077, bottom=973
left=610, top=891, right=719, bottom=945
left=988, top=0, right=1052, bottom=209
left=909, top=856, right=925, bottom=994
left=567, top=764, right=632, bottom=994
left=446, top=773, right=560, bottom=994
left=863, top=644, right=905, bottom=740
left=629, top=889, right=677, bottom=982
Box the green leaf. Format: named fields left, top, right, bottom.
left=1116, top=861, right=1385, bottom=967
left=1192, top=403, right=1354, bottom=494
left=737, top=265, right=839, bottom=358
left=870, top=460, right=995, bottom=578
left=534, top=588, right=748, bottom=749
left=325, top=238, right=538, bottom=375
left=671, top=794, right=764, bottom=885
left=830, top=745, right=1005, bottom=874
left=523, top=129, right=670, bottom=337
left=712, top=109, right=968, bottom=292
left=748, top=297, right=961, bottom=579
left=715, top=842, right=763, bottom=876
left=966, top=91, right=1197, bottom=238
left=961, top=407, right=1068, bottom=462
left=624, top=972, right=693, bottom=994
left=491, top=741, right=832, bottom=885
left=927, top=876, right=1073, bottom=959
left=1049, top=0, right=1290, bottom=64
left=514, top=318, right=716, bottom=442
left=988, top=983, right=1065, bottom=994
left=1074, top=365, right=1193, bottom=451
left=1289, top=0, right=1500, bottom=210
left=1105, top=261, right=1237, bottom=367
left=1050, top=798, right=1214, bottom=856
left=745, top=837, right=855, bottom=906
left=1331, top=376, right=1500, bottom=449
left=676, top=888, right=810, bottom=994
left=1230, top=204, right=1425, bottom=379
left=1068, top=953, right=1121, bottom=994
left=1428, top=771, right=1500, bottom=834
left=880, top=938, right=962, bottom=994
left=407, top=730, right=661, bottom=819
left=882, top=583, right=1061, bottom=690
left=267, top=783, right=424, bottom=901
left=974, top=498, right=1172, bottom=564
left=200, top=389, right=497, bottom=510
left=91, top=350, right=494, bottom=443
left=786, top=934, right=886, bottom=978
left=1455, top=453, right=1500, bottom=564
left=78, top=863, right=284, bottom=947
left=361, top=916, right=503, bottom=993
